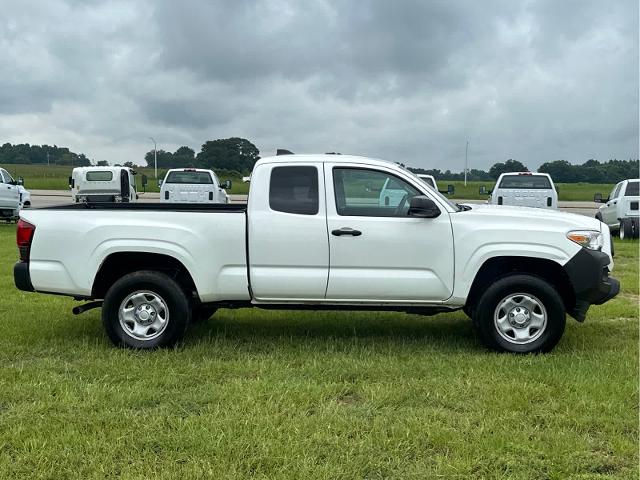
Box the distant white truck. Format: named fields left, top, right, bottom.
left=488, top=172, right=558, bottom=209
left=594, top=179, right=639, bottom=239
left=160, top=168, right=230, bottom=204
left=70, top=167, right=139, bottom=203
left=0, top=167, right=21, bottom=220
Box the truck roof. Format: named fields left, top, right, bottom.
left=256, top=154, right=399, bottom=170
left=72, top=166, right=135, bottom=173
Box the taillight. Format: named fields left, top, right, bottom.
left=165, top=191, right=170, bottom=200
left=498, top=196, right=503, bottom=205
left=209, top=192, right=213, bottom=201
left=547, top=197, right=552, bottom=207
left=17, top=219, right=35, bottom=262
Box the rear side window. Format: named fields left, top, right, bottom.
left=86, top=171, right=113, bottom=181
left=419, top=176, right=435, bottom=188
left=269, top=166, right=319, bottom=215
left=498, top=175, right=552, bottom=189
left=624, top=181, right=639, bottom=196
left=165, top=171, right=213, bottom=184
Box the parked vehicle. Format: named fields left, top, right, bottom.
left=70, top=167, right=138, bottom=203
left=417, top=174, right=438, bottom=190
left=18, top=185, right=31, bottom=209
left=594, top=179, right=639, bottom=239
left=159, top=168, right=230, bottom=204
left=488, top=172, right=558, bottom=209
left=15, top=154, right=618, bottom=353
left=0, top=167, right=21, bottom=220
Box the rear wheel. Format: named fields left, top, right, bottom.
left=102, top=270, right=191, bottom=348
left=620, top=219, right=637, bottom=240
left=472, top=274, right=566, bottom=353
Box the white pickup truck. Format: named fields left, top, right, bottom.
left=488, top=172, right=558, bottom=209
left=594, top=179, right=639, bottom=239
left=14, top=154, right=619, bottom=353
left=159, top=168, right=230, bottom=204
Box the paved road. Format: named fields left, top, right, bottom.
left=28, top=190, right=598, bottom=217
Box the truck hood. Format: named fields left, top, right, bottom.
left=461, top=203, right=602, bottom=232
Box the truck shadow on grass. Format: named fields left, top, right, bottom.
left=186, top=310, right=482, bottom=352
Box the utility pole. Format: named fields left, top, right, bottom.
left=464, top=140, right=469, bottom=187
left=149, top=137, right=157, bottom=178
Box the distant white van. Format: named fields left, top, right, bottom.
left=160, top=168, right=230, bottom=204
left=70, top=167, right=138, bottom=203
left=489, top=172, right=558, bottom=209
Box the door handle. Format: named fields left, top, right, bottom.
left=331, top=227, right=362, bottom=237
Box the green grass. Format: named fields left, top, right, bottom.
left=0, top=225, right=637, bottom=478
left=1, top=164, right=612, bottom=200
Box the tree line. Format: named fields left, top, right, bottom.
left=1, top=140, right=637, bottom=183
left=409, top=158, right=638, bottom=184
left=144, top=137, right=259, bottom=174
left=0, top=143, right=91, bottom=166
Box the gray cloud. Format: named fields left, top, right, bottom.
left=0, top=0, right=637, bottom=169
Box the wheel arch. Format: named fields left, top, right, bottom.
left=465, top=256, right=575, bottom=314
left=92, top=252, right=198, bottom=300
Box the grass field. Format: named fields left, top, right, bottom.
left=0, top=225, right=637, bottom=478
left=1, top=164, right=611, bottom=200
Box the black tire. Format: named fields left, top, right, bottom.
left=102, top=270, right=191, bottom=349
left=192, top=304, right=218, bottom=323
left=620, top=218, right=637, bottom=240
left=472, top=274, right=566, bottom=353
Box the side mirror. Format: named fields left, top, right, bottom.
left=222, top=180, right=232, bottom=190
left=141, top=174, right=148, bottom=187
left=158, top=179, right=163, bottom=187
left=17, top=177, right=24, bottom=186
left=593, top=193, right=602, bottom=203
left=479, top=185, right=487, bottom=195
left=408, top=196, right=441, bottom=218
left=447, top=184, right=455, bottom=195
left=68, top=176, right=74, bottom=189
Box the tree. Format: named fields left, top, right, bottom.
left=172, top=146, right=196, bottom=168
left=123, top=161, right=136, bottom=168
left=196, top=137, right=260, bottom=173
left=489, top=159, right=528, bottom=179
left=96, top=160, right=109, bottom=166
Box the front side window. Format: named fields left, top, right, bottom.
left=165, top=171, right=213, bottom=184
left=333, top=168, right=420, bottom=217
left=269, top=166, right=319, bottom=215
left=624, top=181, right=639, bottom=196
left=498, top=175, right=552, bottom=189
left=611, top=183, right=623, bottom=199
left=86, top=171, right=113, bottom=182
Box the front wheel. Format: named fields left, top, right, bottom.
left=472, top=274, right=566, bottom=353
left=102, top=270, right=191, bottom=349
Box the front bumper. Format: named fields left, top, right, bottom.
left=14, top=261, right=34, bottom=292
left=563, top=248, right=620, bottom=321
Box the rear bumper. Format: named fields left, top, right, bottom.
left=563, top=248, right=619, bottom=321
left=14, top=261, right=34, bottom=292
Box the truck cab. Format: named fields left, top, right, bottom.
left=594, top=179, right=640, bottom=238
left=70, top=167, right=138, bottom=203
left=0, top=167, right=21, bottom=219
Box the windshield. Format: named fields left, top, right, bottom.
left=400, top=167, right=460, bottom=211
left=165, top=171, right=213, bottom=184
left=498, top=175, right=552, bottom=189
left=625, top=181, right=639, bottom=196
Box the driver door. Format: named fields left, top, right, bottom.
left=324, top=164, right=454, bottom=302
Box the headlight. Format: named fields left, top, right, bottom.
left=567, top=230, right=603, bottom=250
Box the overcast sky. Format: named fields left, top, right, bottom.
left=1, top=0, right=638, bottom=170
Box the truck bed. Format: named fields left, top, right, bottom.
left=40, top=202, right=247, bottom=212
